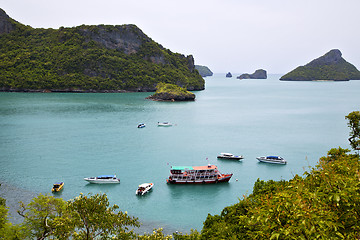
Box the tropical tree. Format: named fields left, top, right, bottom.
left=17, top=194, right=74, bottom=239
left=68, top=193, right=139, bottom=239
left=345, top=111, right=360, bottom=151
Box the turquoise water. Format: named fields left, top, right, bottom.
left=0, top=74, right=359, bottom=233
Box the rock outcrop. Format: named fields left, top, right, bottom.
left=0, top=8, right=16, bottom=34
left=237, top=69, right=267, bottom=79
left=280, top=49, right=360, bottom=81
left=226, top=72, right=232, bottom=78
left=146, top=83, right=195, bottom=101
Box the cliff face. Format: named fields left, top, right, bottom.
left=0, top=8, right=204, bottom=92
left=237, top=69, right=267, bottom=79
left=280, top=49, right=360, bottom=81
left=79, top=25, right=150, bottom=55
left=0, top=9, right=15, bottom=34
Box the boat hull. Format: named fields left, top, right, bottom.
left=167, top=174, right=233, bottom=184
left=84, top=178, right=120, bottom=184
left=256, top=157, right=287, bottom=165
left=217, top=156, right=243, bottom=160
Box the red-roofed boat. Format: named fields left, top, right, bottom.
left=166, top=165, right=233, bottom=184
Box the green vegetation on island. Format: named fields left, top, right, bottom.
left=194, top=65, right=213, bottom=77
left=1, top=111, right=360, bottom=239
left=146, top=82, right=195, bottom=101
left=280, top=49, right=360, bottom=81
left=0, top=8, right=204, bottom=92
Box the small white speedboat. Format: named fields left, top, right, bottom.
left=158, top=122, right=172, bottom=127
left=256, top=156, right=287, bottom=164
left=84, top=175, right=120, bottom=184
left=136, top=183, right=154, bottom=195
left=217, top=152, right=243, bottom=160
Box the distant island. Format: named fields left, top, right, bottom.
left=280, top=49, right=360, bottom=81
left=195, top=65, right=213, bottom=77
left=237, top=69, right=267, bottom=79
left=226, top=72, right=232, bottom=78
left=146, top=82, right=195, bottom=101
left=0, top=8, right=204, bottom=92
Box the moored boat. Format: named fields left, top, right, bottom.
left=137, top=123, right=146, bottom=128
left=256, top=156, right=287, bottom=164
left=84, top=175, right=120, bottom=184
left=158, top=122, right=172, bottom=127
left=166, top=165, right=233, bottom=184
left=217, top=152, right=243, bottom=160
left=52, top=182, right=64, bottom=192
left=136, top=183, right=154, bottom=195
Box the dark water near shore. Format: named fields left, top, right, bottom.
left=0, top=74, right=359, bottom=233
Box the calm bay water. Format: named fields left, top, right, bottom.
left=0, top=74, right=359, bottom=233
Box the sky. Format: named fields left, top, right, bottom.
left=1, top=0, right=360, bottom=74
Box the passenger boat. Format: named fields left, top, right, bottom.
left=166, top=165, right=233, bottom=184
left=52, top=182, right=64, bottom=192
left=84, top=175, right=120, bottom=184
left=137, top=123, right=146, bottom=128
left=136, top=183, right=154, bottom=195
left=256, top=156, right=287, bottom=164
left=217, top=152, right=243, bottom=160
left=158, top=122, right=172, bottom=127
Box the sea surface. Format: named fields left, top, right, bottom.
left=0, top=74, right=359, bottom=234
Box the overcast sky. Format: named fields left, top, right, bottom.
left=1, top=0, right=360, bottom=74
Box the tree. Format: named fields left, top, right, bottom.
left=345, top=111, right=360, bottom=151
left=68, top=193, right=139, bottom=239
left=17, top=194, right=74, bottom=240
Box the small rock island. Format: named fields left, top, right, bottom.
left=146, top=83, right=195, bottom=101
left=237, top=69, right=267, bottom=79
left=280, top=49, right=360, bottom=81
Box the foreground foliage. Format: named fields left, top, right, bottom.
left=197, top=147, right=360, bottom=239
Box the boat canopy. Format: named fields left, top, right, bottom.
left=53, top=182, right=63, bottom=185
left=171, top=166, right=194, bottom=171
left=267, top=156, right=282, bottom=159
left=97, top=175, right=116, bottom=178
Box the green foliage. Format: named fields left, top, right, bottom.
left=280, top=59, right=360, bottom=81
left=0, top=20, right=204, bottom=91
left=68, top=193, right=139, bottom=239
left=17, top=193, right=74, bottom=239
left=345, top=111, right=360, bottom=151
left=197, top=147, right=360, bottom=239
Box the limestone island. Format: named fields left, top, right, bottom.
left=280, top=49, right=360, bottom=81
left=195, top=65, right=213, bottom=77
left=226, top=72, right=232, bottom=78
left=146, top=83, right=195, bottom=101
left=0, top=8, right=204, bottom=92
left=237, top=69, right=267, bottom=79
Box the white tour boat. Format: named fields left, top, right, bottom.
left=217, top=152, right=243, bottom=160
left=136, top=183, right=154, bottom=195
left=256, top=156, right=287, bottom=165
left=84, top=175, right=120, bottom=184
left=158, top=122, right=172, bottom=127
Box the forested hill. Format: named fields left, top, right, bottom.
left=0, top=8, right=204, bottom=92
